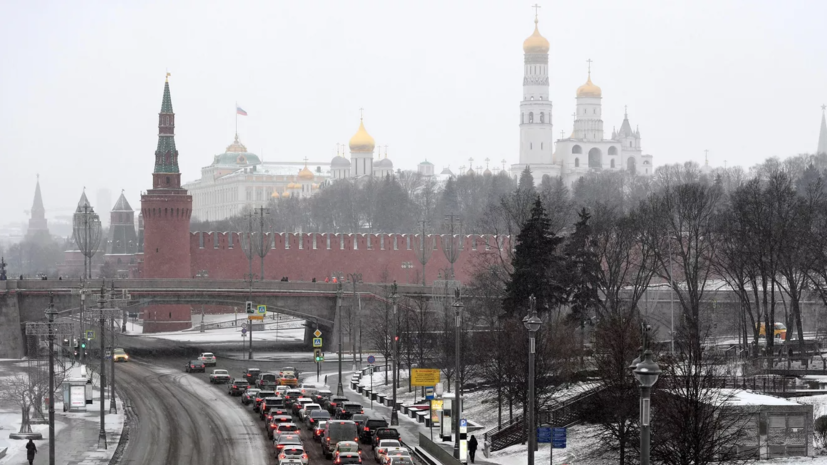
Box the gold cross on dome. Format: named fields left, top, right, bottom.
left=586, top=58, right=593, bottom=76
left=532, top=3, right=541, bottom=18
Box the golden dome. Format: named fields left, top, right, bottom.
left=271, top=191, right=280, bottom=199
left=226, top=133, right=248, bottom=153
left=576, top=75, right=602, bottom=98
left=349, top=119, right=375, bottom=152
left=285, top=182, right=296, bottom=190
left=282, top=191, right=290, bottom=198
left=298, top=166, right=315, bottom=180
left=522, top=18, right=549, bottom=54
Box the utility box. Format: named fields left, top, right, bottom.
left=62, top=366, right=90, bottom=412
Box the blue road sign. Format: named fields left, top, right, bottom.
left=425, top=386, right=435, bottom=400
left=537, top=427, right=552, bottom=443
left=367, top=355, right=376, bottom=364
left=241, top=328, right=247, bottom=335
left=460, top=419, right=467, bottom=427
left=552, top=427, right=567, bottom=448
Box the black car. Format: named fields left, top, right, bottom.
left=260, top=398, right=286, bottom=420
left=283, top=389, right=303, bottom=409
left=372, top=427, right=401, bottom=448
left=336, top=402, right=364, bottom=419
left=327, top=396, right=349, bottom=414
left=185, top=360, right=206, bottom=373
left=242, top=368, right=261, bottom=385
left=335, top=452, right=363, bottom=464
left=359, top=417, right=388, bottom=443
left=228, top=379, right=250, bottom=396
left=351, top=414, right=369, bottom=432
left=242, top=388, right=261, bottom=405
left=253, top=390, right=276, bottom=412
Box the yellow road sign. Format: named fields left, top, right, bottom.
left=313, top=329, right=322, bottom=338
left=411, top=368, right=440, bottom=387
left=248, top=315, right=264, bottom=320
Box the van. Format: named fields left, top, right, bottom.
left=758, top=322, right=787, bottom=341
left=257, top=372, right=278, bottom=388
left=322, top=420, right=359, bottom=459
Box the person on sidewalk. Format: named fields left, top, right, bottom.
left=468, top=435, right=478, bottom=463
left=26, top=439, right=37, bottom=465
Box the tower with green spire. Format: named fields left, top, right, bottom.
left=141, top=74, right=192, bottom=281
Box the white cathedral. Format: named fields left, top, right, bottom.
left=510, top=14, right=654, bottom=185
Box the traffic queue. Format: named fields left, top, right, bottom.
left=207, top=363, right=413, bottom=465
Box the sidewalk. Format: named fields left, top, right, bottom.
left=0, top=385, right=124, bottom=465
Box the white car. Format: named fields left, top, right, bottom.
left=298, top=403, right=321, bottom=421
left=375, top=440, right=402, bottom=463
left=277, top=444, right=308, bottom=465
left=276, top=385, right=289, bottom=395
left=198, top=352, right=217, bottom=367
left=380, top=447, right=410, bottom=465
left=209, top=369, right=231, bottom=384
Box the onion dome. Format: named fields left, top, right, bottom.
left=298, top=165, right=315, bottom=180
left=349, top=119, right=375, bottom=152
left=271, top=191, right=280, bottom=199
left=523, top=17, right=550, bottom=54
left=375, top=158, right=393, bottom=168
left=484, top=168, right=492, bottom=176
left=282, top=191, right=290, bottom=198
left=576, top=74, right=602, bottom=98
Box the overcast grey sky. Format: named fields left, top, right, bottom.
left=2, top=0, right=826, bottom=226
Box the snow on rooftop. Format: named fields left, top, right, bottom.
left=722, top=389, right=799, bottom=407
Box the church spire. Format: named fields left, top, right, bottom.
left=26, top=175, right=48, bottom=237
left=818, top=104, right=827, bottom=155
left=153, top=74, right=180, bottom=181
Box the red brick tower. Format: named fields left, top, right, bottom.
left=141, top=75, right=193, bottom=331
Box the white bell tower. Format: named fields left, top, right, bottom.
left=519, top=6, right=553, bottom=167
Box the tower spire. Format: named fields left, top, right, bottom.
left=27, top=174, right=48, bottom=237
left=154, top=75, right=180, bottom=180
left=818, top=104, right=827, bottom=155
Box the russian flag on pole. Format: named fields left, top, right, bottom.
left=236, top=106, right=248, bottom=116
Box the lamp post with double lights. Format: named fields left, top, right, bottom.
left=523, top=295, right=542, bottom=465
left=336, top=281, right=345, bottom=396
left=630, top=325, right=661, bottom=465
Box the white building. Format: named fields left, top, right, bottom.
left=183, top=134, right=328, bottom=221
left=329, top=117, right=394, bottom=181
left=511, top=13, right=654, bottom=186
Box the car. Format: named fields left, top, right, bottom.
left=268, top=419, right=297, bottom=440
left=387, top=457, right=413, bottom=465
left=261, top=398, right=287, bottom=420
left=333, top=440, right=360, bottom=458
left=279, top=374, right=298, bottom=387
left=379, top=448, right=410, bottom=465
left=322, top=420, right=360, bottom=459
left=336, top=402, right=364, bottom=419
left=275, top=385, right=289, bottom=395
left=281, top=366, right=300, bottom=379
left=279, top=460, right=304, bottom=465
left=257, top=372, right=279, bottom=389
left=242, top=368, right=261, bottom=384
left=284, top=389, right=304, bottom=409
left=209, top=369, right=231, bottom=384
left=276, top=444, right=308, bottom=465
left=306, top=409, right=331, bottom=429
left=351, top=414, right=369, bottom=432
left=112, top=348, right=129, bottom=362
left=242, top=388, right=261, bottom=405
left=334, top=452, right=363, bottom=464
left=228, top=379, right=250, bottom=396
left=292, top=398, right=313, bottom=417
left=198, top=352, right=217, bottom=367
left=360, top=418, right=389, bottom=443
left=375, top=440, right=402, bottom=463
left=274, top=433, right=302, bottom=456
left=327, top=396, right=349, bottom=414
left=313, top=420, right=328, bottom=441
left=312, top=389, right=333, bottom=404
left=371, top=428, right=401, bottom=449
left=298, top=403, right=321, bottom=421
left=185, top=360, right=206, bottom=373
left=253, top=390, right=277, bottom=412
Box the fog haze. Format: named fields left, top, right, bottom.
left=1, top=0, right=825, bottom=223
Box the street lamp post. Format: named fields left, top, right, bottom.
left=108, top=283, right=117, bottom=414
left=336, top=282, right=344, bottom=396
left=391, top=281, right=400, bottom=426
left=452, top=288, right=465, bottom=459
left=97, top=285, right=107, bottom=450
left=523, top=295, right=542, bottom=465
left=46, top=294, right=57, bottom=465
left=631, top=329, right=662, bottom=465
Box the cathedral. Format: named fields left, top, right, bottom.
left=510, top=13, right=654, bottom=185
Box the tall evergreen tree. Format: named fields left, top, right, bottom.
left=563, top=208, right=601, bottom=323
left=502, top=197, right=566, bottom=316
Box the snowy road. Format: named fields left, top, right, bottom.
left=117, top=359, right=270, bottom=465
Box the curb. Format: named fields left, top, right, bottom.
left=109, top=390, right=131, bottom=464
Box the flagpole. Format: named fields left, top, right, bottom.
left=235, top=102, right=238, bottom=137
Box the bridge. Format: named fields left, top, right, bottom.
left=0, top=278, right=458, bottom=358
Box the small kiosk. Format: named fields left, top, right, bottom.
left=62, top=366, right=90, bottom=412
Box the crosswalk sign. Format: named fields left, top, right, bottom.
left=312, top=338, right=323, bottom=347
left=257, top=305, right=266, bottom=314
left=85, top=330, right=95, bottom=340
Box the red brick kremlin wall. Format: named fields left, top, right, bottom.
left=189, top=232, right=509, bottom=284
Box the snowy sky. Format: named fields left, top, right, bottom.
left=1, top=0, right=826, bottom=225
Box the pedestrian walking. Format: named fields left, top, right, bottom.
left=468, top=435, right=478, bottom=463
left=26, top=439, right=37, bottom=465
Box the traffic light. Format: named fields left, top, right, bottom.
left=314, top=349, right=323, bottom=362
left=81, top=340, right=86, bottom=349
left=245, top=301, right=254, bottom=314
